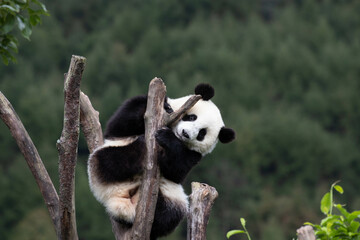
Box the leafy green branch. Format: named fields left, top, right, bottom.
left=227, top=218, right=252, bottom=240
left=305, top=182, right=360, bottom=240
left=0, top=0, right=49, bottom=65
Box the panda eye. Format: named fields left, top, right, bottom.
left=196, top=128, right=207, bottom=141
left=182, top=114, right=197, bottom=121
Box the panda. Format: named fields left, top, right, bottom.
left=88, top=83, right=235, bottom=239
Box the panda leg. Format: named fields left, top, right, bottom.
left=150, top=191, right=187, bottom=240
left=105, top=195, right=137, bottom=225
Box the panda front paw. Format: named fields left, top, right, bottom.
left=155, top=127, right=176, bottom=148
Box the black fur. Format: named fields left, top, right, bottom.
left=94, top=136, right=145, bottom=183
left=219, top=127, right=236, bottom=143
left=104, top=96, right=172, bottom=138
left=151, top=192, right=186, bottom=240
left=156, top=128, right=202, bottom=183
left=113, top=191, right=186, bottom=240
left=105, top=95, right=147, bottom=138
left=194, top=83, right=214, bottom=101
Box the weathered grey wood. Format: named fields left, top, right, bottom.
left=79, top=91, right=103, bottom=153
left=165, top=94, right=202, bottom=126
left=187, top=182, right=218, bottom=240
left=297, top=226, right=316, bottom=240
left=0, top=92, right=60, bottom=236
left=57, top=55, right=85, bottom=240
left=130, top=78, right=166, bottom=240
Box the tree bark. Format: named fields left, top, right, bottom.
left=0, top=92, right=60, bottom=236
left=79, top=92, right=103, bottom=153
left=57, top=55, right=85, bottom=240
left=187, top=182, right=218, bottom=240
left=297, top=226, right=316, bottom=240
left=130, top=78, right=165, bottom=239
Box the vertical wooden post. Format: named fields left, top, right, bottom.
left=57, top=55, right=85, bottom=240
left=187, top=182, right=218, bottom=240
left=297, top=226, right=316, bottom=240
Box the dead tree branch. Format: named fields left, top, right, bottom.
left=79, top=92, right=103, bottom=153
left=165, top=94, right=202, bottom=126
left=187, top=182, right=218, bottom=240
left=0, top=92, right=60, bottom=235
left=57, top=55, right=85, bottom=240
left=130, top=78, right=166, bottom=239
left=297, top=226, right=316, bottom=240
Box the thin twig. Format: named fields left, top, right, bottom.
left=165, top=95, right=202, bottom=126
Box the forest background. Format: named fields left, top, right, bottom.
left=1, top=0, right=360, bottom=239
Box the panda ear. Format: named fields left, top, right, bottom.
left=195, top=83, right=214, bottom=101
left=219, top=127, right=236, bottom=143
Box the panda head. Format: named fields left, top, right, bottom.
left=167, top=83, right=235, bottom=155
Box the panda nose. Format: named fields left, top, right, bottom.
left=182, top=129, right=189, bottom=139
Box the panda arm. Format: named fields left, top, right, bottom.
left=104, top=95, right=148, bottom=138
left=156, top=128, right=202, bottom=183
left=90, top=137, right=145, bottom=183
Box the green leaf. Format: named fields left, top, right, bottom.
left=334, top=185, right=344, bottom=194
left=1, top=54, right=10, bottom=65
left=335, top=204, right=350, bottom=219
left=2, top=14, right=16, bottom=34
left=0, top=5, right=20, bottom=13
left=348, top=211, right=360, bottom=222
left=8, top=40, right=18, bottom=53
left=16, top=16, right=26, bottom=31
left=240, top=218, right=246, bottom=228
left=29, top=14, right=41, bottom=26
left=320, top=215, right=340, bottom=227
left=227, top=230, right=246, bottom=239
left=321, top=192, right=331, bottom=215
left=16, top=16, right=32, bottom=40
left=349, top=221, right=360, bottom=233
left=304, top=222, right=315, bottom=226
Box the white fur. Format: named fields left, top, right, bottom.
left=160, top=178, right=188, bottom=210
left=168, top=96, right=224, bottom=155
left=88, top=143, right=188, bottom=223
left=102, top=136, right=138, bottom=148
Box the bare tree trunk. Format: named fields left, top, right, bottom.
left=57, top=55, right=85, bottom=240
left=187, top=182, right=218, bottom=240
left=130, top=78, right=165, bottom=239
left=0, top=92, right=60, bottom=236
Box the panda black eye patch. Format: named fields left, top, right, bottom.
left=196, top=128, right=207, bottom=141
left=182, top=114, right=197, bottom=121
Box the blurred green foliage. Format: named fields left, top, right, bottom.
left=0, top=0, right=49, bottom=65
left=1, top=0, right=360, bottom=239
